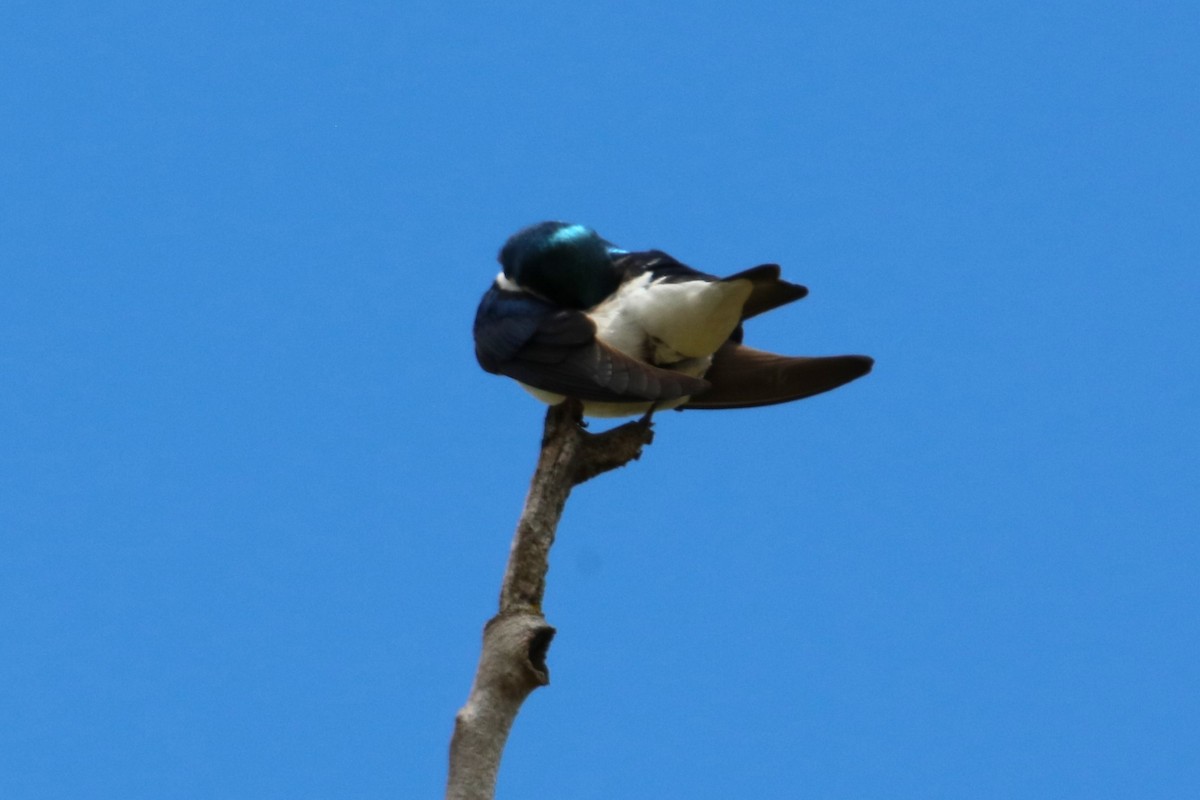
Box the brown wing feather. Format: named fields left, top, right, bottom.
left=682, top=342, right=873, bottom=410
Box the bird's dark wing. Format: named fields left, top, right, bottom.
left=474, top=285, right=710, bottom=403
left=610, top=250, right=711, bottom=282
left=720, top=264, right=809, bottom=319
left=680, top=341, right=873, bottom=409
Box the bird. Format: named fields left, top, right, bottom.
left=473, top=221, right=873, bottom=418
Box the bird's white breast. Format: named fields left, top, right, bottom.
left=588, top=273, right=752, bottom=364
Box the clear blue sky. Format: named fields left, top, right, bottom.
left=3, top=2, right=1197, bottom=798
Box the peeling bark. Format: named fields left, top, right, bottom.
left=446, top=400, right=654, bottom=800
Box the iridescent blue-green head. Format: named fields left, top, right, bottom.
left=499, top=221, right=626, bottom=309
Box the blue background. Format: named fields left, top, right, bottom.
left=3, top=1, right=1197, bottom=797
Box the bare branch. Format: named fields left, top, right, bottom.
left=497, top=401, right=586, bottom=614
left=447, top=400, right=654, bottom=800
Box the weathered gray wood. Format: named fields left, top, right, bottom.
left=446, top=400, right=653, bottom=800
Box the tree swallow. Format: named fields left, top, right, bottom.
left=473, top=221, right=873, bottom=417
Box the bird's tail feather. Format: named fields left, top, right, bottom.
left=682, top=342, right=873, bottom=409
